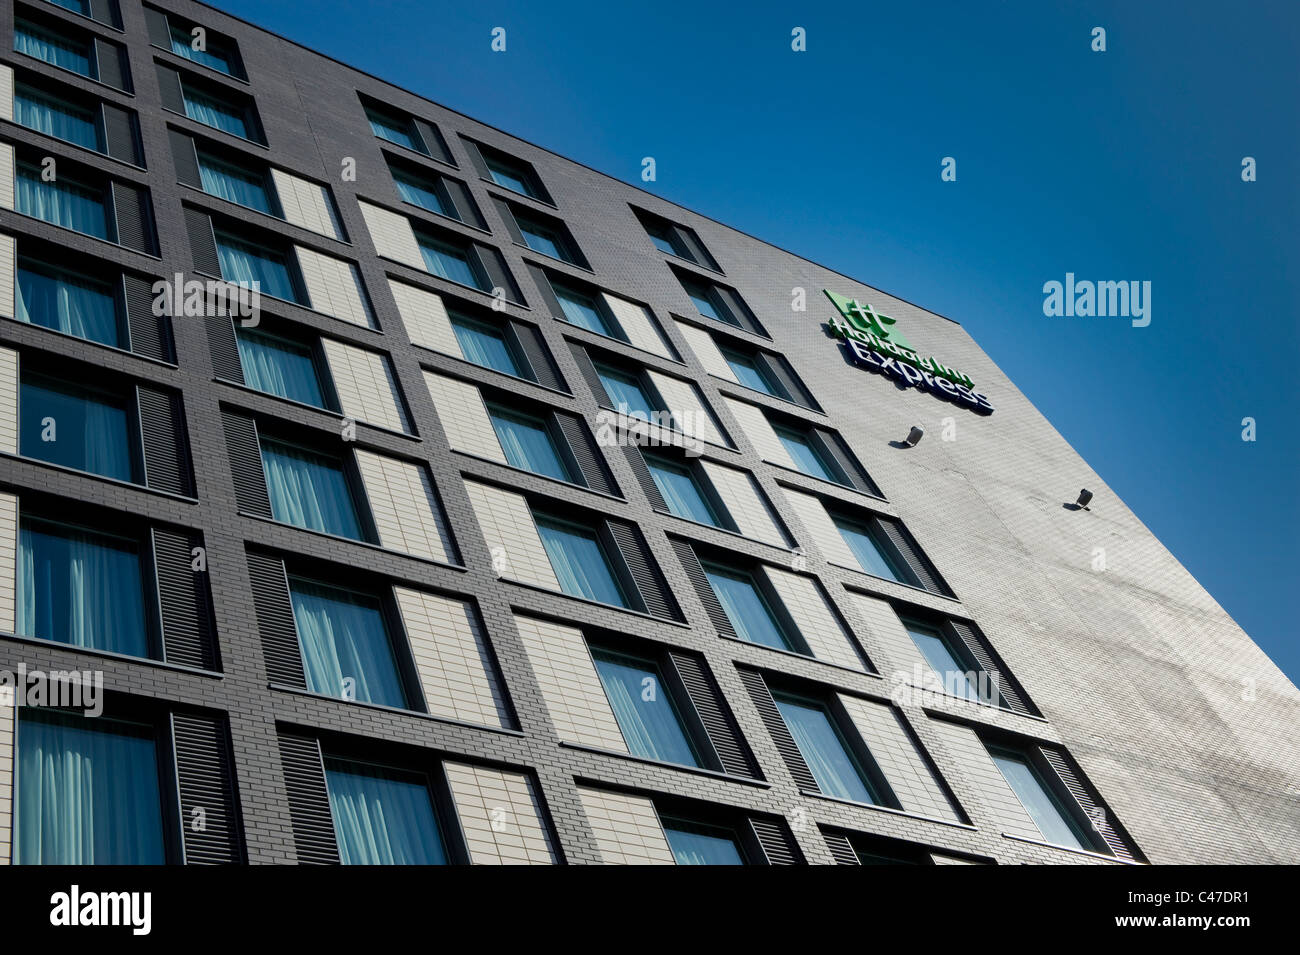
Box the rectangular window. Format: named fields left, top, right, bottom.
left=774, top=425, right=838, bottom=483
left=14, top=18, right=93, bottom=78
left=774, top=694, right=877, bottom=804
left=591, top=647, right=700, bottom=766
left=235, top=327, right=328, bottom=408
left=169, top=25, right=234, bottom=75
left=289, top=579, right=408, bottom=708
left=989, top=747, right=1092, bottom=851
left=50, top=0, right=91, bottom=14
left=554, top=284, right=615, bottom=337
left=662, top=819, right=745, bottom=865
left=516, top=214, right=578, bottom=265
left=450, top=315, right=521, bottom=376
left=834, top=516, right=906, bottom=583
left=536, top=515, right=627, bottom=607
left=646, top=455, right=720, bottom=526
left=417, top=235, right=483, bottom=289
left=681, top=277, right=739, bottom=326
left=260, top=439, right=364, bottom=540
left=16, top=162, right=108, bottom=239
left=14, top=82, right=101, bottom=151
left=16, top=711, right=166, bottom=864
left=182, top=81, right=248, bottom=138
left=595, top=364, right=658, bottom=421
left=904, top=620, right=982, bottom=702
left=391, top=167, right=449, bottom=216
left=648, top=229, right=681, bottom=257
left=19, top=374, right=134, bottom=482
left=487, top=405, right=572, bottom=481
left=17, top=517, right=150, bottom=658
left=215, top=231, right=301, bottom=302
left=198, top=151, right=272, bottom=214
left=15, top=260, right=121, bottom=347
left=722, top=347, right=787, bottom=399
left=366, top=107, right=421, bottom=153
left=485, top=156, right=536, bottom=198
left=704, top=565, right=795, bottom=652
left=324, top=759, right=448, bottom=864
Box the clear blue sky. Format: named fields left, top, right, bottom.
left=211, top=0, right=1299, bottom=683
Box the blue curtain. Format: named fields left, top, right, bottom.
left=596, top=368, right=655, bottom=420
left=16, top=164, right=108, bottom=239
left=990, top=749, right=1087, bottom=849
left=592, top=651, right=699, bottom=766
left=687, top=286, right=722, bottom=322
left=49, top=0, right=90, bottom=13
left=451, top=318, right=519, bottom=375
left=236, top=329, right=325, bottom=407
left=182, top=84, right=248, bottom=137
left=216, top=233, right=299, bottom=302
left=290, top=580, right=406, bottom=708
left=906, top=622, right=981, bottom=701
left=19, top=379, right=132, bottom=481
left=418, top=238, right=480, bottom=288
left=367, top=110, right=418, bottom=151
left=169, top=26, right=234, bottom=74
left=536, top=518, right=625, bottom=606
left=16, top=263, right=120, bottom=347
left=556, top=287, right=611, bottom=335
left=16, top=711, right=166, bottom=865
left=393, top=172, right=447, bottom=215
left=705, top=567, right=792, bottom=650
left=17, top=520, right=149, bottom=658
left=775, top=427, right=835, bottom=482
left=775, top=697, right=875, bottom=804
left=648, top=459, right=718, bottom=525
left=199, top=153, right=271, bottom=213
left=664, top=824, right=744, bottom=865
left=490, top=410, right=569, bottom=481
left=487, top=161, right=531, bottom=197
left=325, top=760, right=447, bottom=865
left=521, top=225, right=563, bottom=260
left=261, top=440, right=363, bottom=539
left=836, top=519, right=902, bottom=582
left=723, top=350, right=780, bottom=396
left=14, top=85, right=101, bottom=150
left=14, top=21, right=92, bottom=77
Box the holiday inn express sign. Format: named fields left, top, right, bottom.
left=823, top=290, right=994, bottom=414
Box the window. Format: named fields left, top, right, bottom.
left=704, top=565, right=796, bottom=652
left=17, top=517, right=150, bottom=657
left=16, top=162, right=108, bottom=239
left=15, top=260, right=121, bottom=347
left=536, top=515, right=626, bottom=607
left=366, top=107, right=421, bottom=153
left=289, top=579, right=408, bottom=708
left=169, top=24, right=234, bottom=75
left=681, top=277, right=739, bottom=327
left=773, top=694, right=877, bottom=804
left=236, top=327, right=328, bottom=408
left=260, top=439, right=364, bottom=540
left=49, top=0, right=91, bottom=14
left=662, top=819, right=745, bottom=865
left=646, top=455, right=720, bottom=526
left=19, top=374, right=134, bottom=482
left=450, top=315, right=520, bottom=376
left=554, top=284, right=615, bottom=337
left=487, top=405, right=572, bottom=481
left=391, top=166, right=449, bottom=216
left=14, top=83, right=101, bottom=151
left=645, top=221, right=688, bottom=258
left=14, top=18, right=93, bottom=78
left=215, top=231, right=301, bottom=302
left=904, top=620, right=982, bottom=702
left=722, top=347, right=787, bottom=399
left=198, top=151, right=272, bottom=214
left=595, top=364, right=659, bottom=421
left=417, top=235, right=483, bottom=290
left=182, top=81, right=248, bottom=138
left=835, top=516, right=906, bottom=583
left=485, top=155, right=537, bottom=198
left=591, top=647, right=700, bottom=766
left=516, top=214, right=578, bottom=265
left=774, top=425, right=838, bottom=483
left=989, top=747, right=1093, bottom=851
left=16, top=711, right=166, bottom=864
left=324, top=759, right=448, bottom=864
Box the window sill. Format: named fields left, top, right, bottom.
left=479, top=177, right=558, bottom=212
left=374, top=252, right=527, bottom=310
left=831, top=562, right=963, bottom=604
left=160, top=105, right=268, bottom=150
left=179, top=183, right=350, bottom=247
left=561, top=742, right=770, bottom=788
left=801, top=790, right=977, bottom=831
left=191, top=267, right=370, bottom=329
left=1, top=118, right=147, bottom=174
left=1000, top=832, right=1138, bottom=864
left=769, top=464, right=886, bottom=504
left=393, top=196, right=492, bottom=238
left=557, top=319, right=687, bottom=369
left=213, top=377, right=420, bottom=443
left=448, top=448, right=626, bottom=504
left=1, top=452, right=199, bottom=504
left=239, top=511, right=468, bottom=572
left=38, top=3, right=126, bottom=35
left=5, top=209, right=161, bottom=261
left=499, top=576, right=691, bottom=630
left=717, top=633, right=878, bottom=680
left=913, top=687, right=1051, bottom=724
left=150, top=44, right=250, bottom=85
left=595, top=404, right=738, bottom=456
left=515, top=245, right=595, bottom=276
left=648, top=505, right=792, bottom=551
left=658, top=250, right=726, bottom=278
left=0, top=630, right=222, bottom=677
left=0, top=315, right=178, bottom=368
left=12, top=52, right=134, bottom=97
left=412, top=346, right=572, bottom=399
left=268, top=682, right=524, bottom=736
left=374, top=136, right=459, bottom=172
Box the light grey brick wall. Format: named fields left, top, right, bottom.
left=675, top=319, right=736, bottom=382
left=358, top=200, right=423, bottom=270
left=576, top=786, right=674, bottom=864
left=294, top=246, right=372, bottom=327
left=422, top=372, right=504, bottom=463
left=463, top=481, right=557, bottom=590
left=601, top=292, right=671, bottom=360
left=322, top=338, right=409, bottom=434
left=354, top=450, right=454, bottom=562
left=389, top=279, right=458, bottom=356
left=270, top=169, right=343, bottom=241
left=444, top=761, right=558, bottom=864
left=840, top=695, right=959, bottom=822
left=0, top=232, right=13, bottom=320
left=765, top=567, right=864, bottom=672
left=701, top=460, right=786, bottom=547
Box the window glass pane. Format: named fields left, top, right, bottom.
left=596, top=366, right=656, bottom=420
left=450, top=316, right=520, bottom=375
left=520, top=223, right=564, bottom=260
left=774, top=426, right=836, bottom=482
left=215, top=232, right=299, bottom=302
left=723, top=348, right=783, bottom=398
left=835, top=518, right=903, bottom=582
left=554, top=286, right=612, bottom=335
left=169, top=25, right=233, bottom=74
left=20, top=377, right=133, bottom=481
left=648, top=232, right=678, bottom=256
left=16, top=163, right=107, bottom=239
left=198, top=152, right=271, bottom=213
left=16, top=711, right=165, bottom=864
left=261, top=440, right=363, bottom=540
left=418, top=236, right=481, bottom=288
left=775, top=696, right=875, bottom=803
left=366, top=109, right=420, bottom=152
left=182, top=84, right=248, bottom=138
left=392, top=169, right=448, bottom=216
left=49, top=0, right=91, bottom=14
left=236, top=328, right=326, bottom=407
left=990, top=749, right=1088, bottom=850
left=647, top=457, right=719, bottom=526
left=14, top=83, right=101, bottom=150
left=663, top=821, right=744, bottom=864
left=324, top=759, right=447, bottom=865
left=591, top=649, right=699, bottom=766
left=290, top=580, right=407, bottom=708
left=536, top=517, right=625, bottom=606
left=704, top=566, right=793, bottom=651
left=489, top=407, right=571, bottom=481
left=17, top=519, right=149, bottom=657
left=486, top=158, right=533, bottom=197
left=905, top=621, right=981, bottom=701
left=16, top=261, right=119, bottom=347
left=14, top=19, right=92, bottom=77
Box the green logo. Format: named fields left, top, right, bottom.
left=823, top=290, right=913, bottom=351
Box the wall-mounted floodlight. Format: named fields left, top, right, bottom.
left=904, top=426, right=924, bottom=447
left=1076, top=489, right=1094, bottom=509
